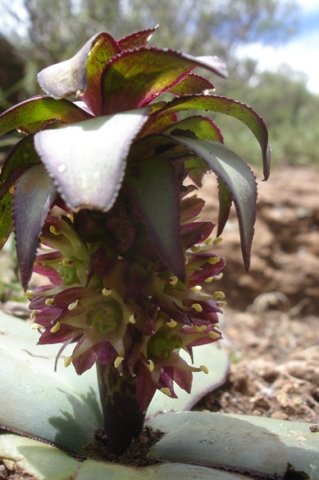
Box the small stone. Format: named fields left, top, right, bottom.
left=271, top=411, right=289, bottom=420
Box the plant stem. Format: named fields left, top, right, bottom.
left=96, top=362, right=145, bottom=454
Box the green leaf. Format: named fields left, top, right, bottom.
left=217, top=178, right=233, bottom=236
left=0, top=191, right=12, bottom=250
left=169, top=74, right=215, bottom=96
left=37, top=33, right=104, bottom=99
left=0, top=136, right=40, bottom=196
left=167, top=115, right=223, bottom=142
left=148, top=411, right=319, bottom=479
left=101, top=48, right=227, bottom=114
left=13, top=164, right=56, bottom=288
left=172, top=138, right=257, bottom=269
left=118, top=26, right=159, bottom=49
left=126, top=143, right=185, bottom=280
left=83, top=33, right=121, bottom=114
left=156, top=95, right=270, bottom=179
left=0, top=97, right=90, bottom=135
left=34, top=110, right=149, bottom=212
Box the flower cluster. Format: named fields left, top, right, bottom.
left=30, top=188, right=224, bottom=411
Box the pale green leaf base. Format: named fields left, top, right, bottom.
left=148, top=411, right=319, bottom=479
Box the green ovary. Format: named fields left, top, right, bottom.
left=148, top=330, right=182, bottom=359
left=86, top=300, right=122, bottom=335
left=59, top=263, right=80, bottom=285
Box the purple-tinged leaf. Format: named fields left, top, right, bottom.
left=169, top=74, right=215, bottom=96
left=126, top=145, right=185, bottom=280
left=82, top=33, right=121, bottom=115
left=0, top=136, right=40, bottom=196
left=217, top=179, right=232, bottom=237
left=37, top=33, right=105, bottom=99
left=155, top=95, right=270, bottom=179
left=118, top=26, right=159, bottom=49
left=13, top=164, right=56, bottom=288
left=101, top=48, right=227, bottom=115
left=173, top=138, right=257, bottom=270
left=0, top=192, right=12, bottom=250
left=0, top=97, right=90, bottom=135
left=34, top=110, right=149, bottom=212
left=167, top=115, right=224, bottom=142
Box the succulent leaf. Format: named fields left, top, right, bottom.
left=0, top=192, right=12, bottom=250
left=168, top=74, right=215, bottom=96
left=37, top=33, right=105, bottom=99
left=13, top=164, right=56, bottom=288
left=118, top=26, right=159, bottom=49
left=126, top=145, right=185, bottom=280
left=0, top=136, right=40, bottom=197
left=156, top=95, right=270, bottom=179
left=82, top=33, right=121, bottom=114
left=148, top=411, right=319, bottom=479
left=167, top=115, right=223, bottom=142
left=34, top=110, right=149, bottom=212
left=0, top=97, right=90, bottom=135
left=217, top=179, right=233, bottom=236
left=173, top=138, right=257, bottom=269
left=101, top=48, right=227, bottom=114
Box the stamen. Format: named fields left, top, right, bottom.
left=209, top=331, right=221, bottom=340
left=191, top=285, right=202, bottom=292
left=215, top=273, right=224, bottom=280
left=192, top=303, right=203, bottom=313
left=194, top=325, right=207, bottom=333
left=31, top=322, right=41, bottom=329
left=204, top=238, right=213, bottom=245
left=166, top=319, right=177, bottom=328
left=45, top=298, right=54, bottom=306
left=160, top=387, right=172, bottom=397
left=49, top=226, right=60, bottom=236
left=62, top=258, right=73, bottom=266
left=213, top=291, right=225, bottom=301
left=114, top=356, right=124, bottom=369
left=102, top=288, right=112, bottom=296
left=50, top=321, right=61, bottom=333
left=128, top=314, right=136, bottom=324
left=204, top=276, right=214, bottom=283
left=208, top=256, right=220, bottom=265
left=191, top=245, right=201, bottom=252
left=200, top=365, right=209, bottom=374
left=169, top=275, right=178, bottom=286
left=213, top=236, right=223, bottom=245
left=68, top=299, right=79, bottom=311
left=146, top=359, right=155, bottom=372
left=64, top=356, right=72, bottom=367
left=25, top=290, right=33, bottom=299
left=9, top=185, right=14, bottom=194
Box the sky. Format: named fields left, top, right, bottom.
left=236, top=0, right=319, bottom=94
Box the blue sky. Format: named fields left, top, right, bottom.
left=236, top=0, right=319, bottom=93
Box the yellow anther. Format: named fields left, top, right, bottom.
left=217, top=301, right=227, bottom=308
left=213, top=236, right=223, bottom=245
left=191, top=245, right=201, bottom=252
left=194, top=325, right=207, bottom=333
left=166, top=319, right=177, bottom=328
left=25, top=290, right=33, bottom=299
left=208, top=256, right=220, bottom=265
left=213, top=291, right=226, bottom=301
left=45, top=298, right=54, bottom=306
left=49, top=225, right=60, bottom=236
left=50, top=322, right=61, bottom=333
left=30, top=311, right=37, bottom=320
left=192, top=303, right=203, bottom=313
left=209, top=331, right=221, bottom=340
left=200, top=365, right=209, bottom=374
left=31, top=322, right=41, bottom=329
left=204, top=238, right=213, bottom=245
left=102, top=288, right=112, bottom=296
left=62, top=258, right=72, bottom=266
left=66, top=213, right=74, bottom=222
left=191, top=285, right=202, bottom=292
left=114, top=356, right=124, bottom=369
left=215, top=273, right=224, bottom=280
left=169, top=275, right=178, bottom=286
left=128, top=314, right=136, bottom=324
left=64, top=357, right=72, bottom=367
left=9, top=185, right=14, bottom=194
left=160, top=387, right=172, bottom=397
left=146, top=359, right=155, bottom=372
left=68, top=299, right=79, bottom=311
left=204, top=276, right=214, bottom=283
